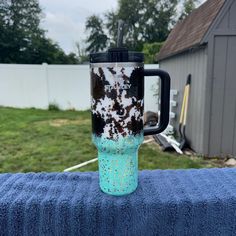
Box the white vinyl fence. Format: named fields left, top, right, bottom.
left=0, top=63, right=159, bottom=111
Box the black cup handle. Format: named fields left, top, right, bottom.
left=144, top=69, right=171, bottom=136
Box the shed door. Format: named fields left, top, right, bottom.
left=209, top=36, right=236, bottom=157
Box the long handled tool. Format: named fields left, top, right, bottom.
left=179, top=74, right=191, bottom=150
left=153, top=74, right=191, bottom=154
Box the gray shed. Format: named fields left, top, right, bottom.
left=157, top=0, right=236, bottom=157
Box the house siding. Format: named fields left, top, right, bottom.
left=216, top=0, right=236, bottom=29
left=208, top=35, right=236, bottom=157
left=159, top=48, right=208, bottom=154
left=205, top=0, right=236, bottom=157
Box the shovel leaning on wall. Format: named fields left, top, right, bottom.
left=178, top=74, right=191, bottom=150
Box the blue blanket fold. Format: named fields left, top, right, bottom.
left=0, top=168, right=236, bottom=236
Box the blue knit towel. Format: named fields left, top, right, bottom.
left=0, top=168, right=236, bottom=235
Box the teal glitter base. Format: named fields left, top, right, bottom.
left=92, top=134, right=144, bottom=196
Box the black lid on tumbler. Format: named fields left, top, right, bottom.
left=90, top=48, right=143, bottom=63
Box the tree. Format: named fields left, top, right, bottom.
left=0, top=0, right=44, bottom=63
left=85, top=15, right=108, bottom=53
left=142, top=42, right=164, bottom=64
left=66, top=53, right=79, bottom=64
left=105, top=0, right=178, bottom=51
left=0, top=0, right=79, bottom=64
left=29, top=37, right=79, bottom=64
left=179, top=0, right=199, bottom=20
left=85, top=0, right=203, bottom=53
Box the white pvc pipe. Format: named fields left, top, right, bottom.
left=64, top=158, right=98, bottom=172
left=143, top=139, right=153, bottom=144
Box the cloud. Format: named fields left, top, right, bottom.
left=42, top=11, right=85, bottom=53
left=39, top=0, right=117, bottom=53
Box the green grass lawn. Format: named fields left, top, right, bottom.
left=0, top=107, right=222, bottom=173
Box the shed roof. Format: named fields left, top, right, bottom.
left=157, top=0, right=225, bottom=61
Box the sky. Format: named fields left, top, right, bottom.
left=39, top=0, right=117, bottom=54
left=39, top=0, right=205, bottom=54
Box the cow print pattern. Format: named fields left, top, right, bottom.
left=91, top=65, right=144, bottom=140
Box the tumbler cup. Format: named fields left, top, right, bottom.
left=90, top=48, right=170, bottom=196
